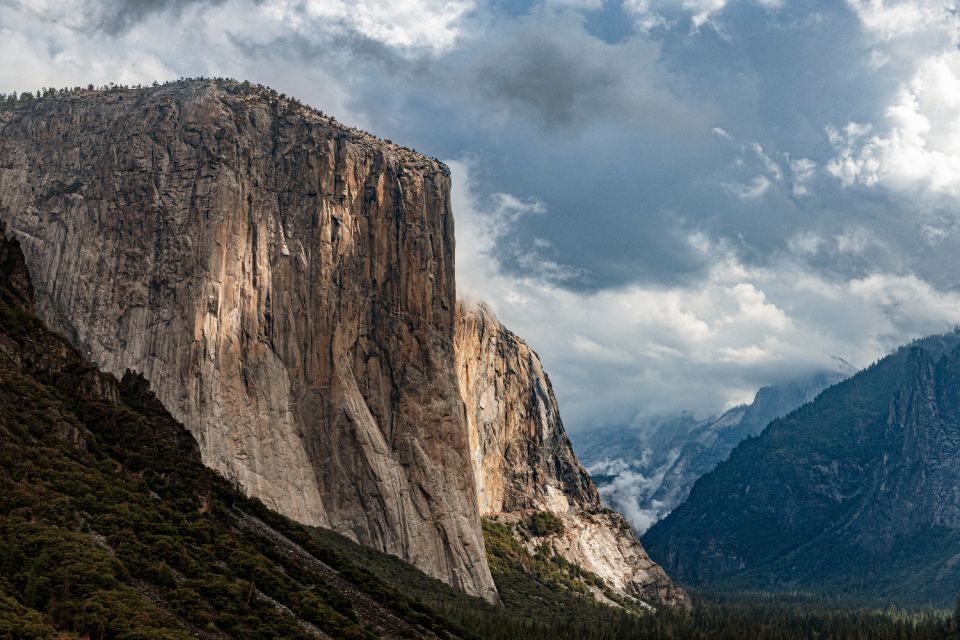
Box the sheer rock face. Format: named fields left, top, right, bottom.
left=454, top=301, right=597, bottom=515
left=455, top=301, right=689, bottom=608
left=0, top=81, right=496, bottom=601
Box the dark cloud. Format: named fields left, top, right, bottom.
left=5, top=0, right=960, bottom=427
left=472, top=20, right=649, bottom=128
left=96, top=0, right=206, bottom=33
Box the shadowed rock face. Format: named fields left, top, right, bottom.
left=0, top=80, right=496, bottom=601
left=455, top=301, right=689, bottom=608
left=642, top=332, right=960, bottom=605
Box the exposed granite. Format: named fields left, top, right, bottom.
left=0, top=80, right=496, bottom=601
left=456, top=301, right=688, bottom=608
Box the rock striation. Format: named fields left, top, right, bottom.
left=0, top=80, right=495, bottom=601
left=455, top=301, right=688, bottom=608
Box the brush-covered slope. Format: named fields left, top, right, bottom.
left=643, top=331, right=960, bottom=605
left=455, top=302, right=688, bottom=608
left=0, top=220, right=735, bottom=640
left=0, top=79, right=494, bottom=599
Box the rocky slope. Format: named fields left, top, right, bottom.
left=643, top=332, right=960, bottom=605
left=455, top=302, right=688, bottom=608
left=577, top=372, right=847, bottom=532
left=0, top=80, right=494, bottom=600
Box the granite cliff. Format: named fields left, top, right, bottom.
left=0, top=80, right=495, bottom=600
left=0, top=79, right=683, bottom=609
left=455, top=302, right=688, bottom=608
left=0, top=222, right=485, bottom=639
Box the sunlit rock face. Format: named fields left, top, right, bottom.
left=455, top=301, right=689, bottom=608
left=455, top=301, right=598, bottom=515
left=0, top=79, right=496, bottom=602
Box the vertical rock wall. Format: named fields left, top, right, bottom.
left=455, top=301, right=689, bottom=608
left=0, top=81, right=496, bottom=601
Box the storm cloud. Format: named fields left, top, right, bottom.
left=3, top=0, right=960, bottom=429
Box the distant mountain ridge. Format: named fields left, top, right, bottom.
left=575, top=371, right=849, bottom=532
left=643, top=329, right=960, bottom=605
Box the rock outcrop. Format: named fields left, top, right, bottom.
left=455, top=301, right=688, bottom=608
left=0, top=80, right=496, bottom=601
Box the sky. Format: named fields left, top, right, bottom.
left=4, top=0, right=960, bottom=431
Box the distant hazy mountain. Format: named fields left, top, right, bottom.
left=643, top=330, right=960, bottom=605
left=573, top=370, right=850, bottom=533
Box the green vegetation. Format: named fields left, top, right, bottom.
left=0, top=231, right=465, bottom=639
left=528, top=511, right=565, bottom=537
left=307, top=515, right=960, bottom=640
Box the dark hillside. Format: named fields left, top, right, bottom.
left=645, top=330, right=960, bottom=606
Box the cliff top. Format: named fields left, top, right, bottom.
left=0, top=77, right=449, bottom=175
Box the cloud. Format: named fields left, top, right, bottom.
left=724, top=174, right=772, bottom=199
left=827, top=2, right=960, bottom=199
left=461, top=9, right=696, bottom=131
left=788, top=157, right=817, bottom=196
left=594, top=466, right=669, bottom=533
left=719, top=139, right=795, bottom=200
left=827, top=52, right=960, bottom=198
left=6, top=0, right=475, bottom=51
left=623, top=0, right=784, bottom=32
left=272, top=0, right=476, bottom=52
left=451, top=159, right=960, bottom=428
left=846, top=0, right=960, bottom=41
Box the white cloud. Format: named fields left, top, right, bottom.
left=623, top=0, right=783, bottom=32
left=752, top=142, right=784, bottom=181
left=718, top=135, right=804, bottom=200
left=835, top=227, right=874, bottom=254
left=828, top=2, right=960, bottom=200
left=723, top=174, right=772, bottom=199
left=788, top=156, right=817, bottom=197
left=789, top=232, right=824, bottom=254
left=711, top=126, right=734, bottom=140
left=0, top=0, right=471, bottom=119
left=595, top=467, right=667, bottom=533
left=451, top=159, right=960, bottom=428
left=846, top=0, right=960, bottom=41
left=288, top=0, right=475, bottom=52
left=827, top=53, right=960, bottom=197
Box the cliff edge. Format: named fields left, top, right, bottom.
left=455, top=301, right=689, bottom=608
left=0, top=79, right=496, bottom=601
